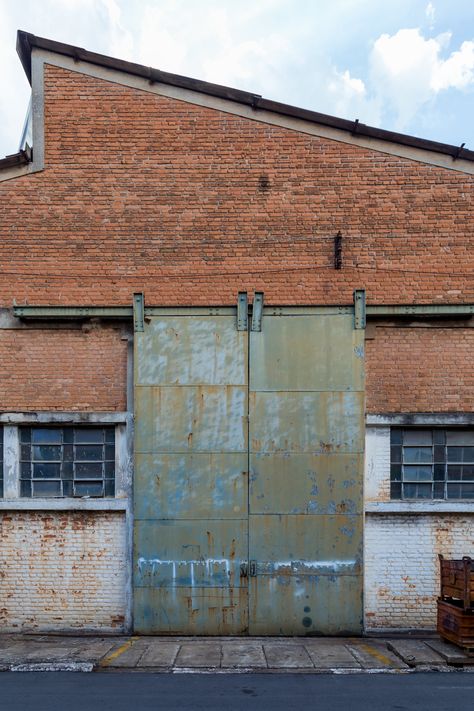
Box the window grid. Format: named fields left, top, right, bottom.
left=20, top=427, right=115, bottom=498
left=390, top=429, right=474, bottom=500
left=0, top=427, right=3, bottom=498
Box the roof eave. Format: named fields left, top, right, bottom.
left=15, top=29, right=474, bottom=164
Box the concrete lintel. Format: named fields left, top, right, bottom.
left=366, top=413, right=474, bottom=426
left=0, top=411, right=128, bottom=424
left=0, top=499, right=128, bottom=511
left=366, top=501, right=474, bottom=514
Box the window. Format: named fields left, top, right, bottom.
left=391, top=429, right=474, bottom=500
left=20, top=427, right=115, bottom=498
left=0, top=427, right=3, bottom=498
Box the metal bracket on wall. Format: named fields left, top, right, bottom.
left=251, top=292, right=264, bottom=332
left=353, top=289, right=366, bottom=329
left=237, top=291, right=248, bottom=331
left=133, top=292, right=145, bottom=332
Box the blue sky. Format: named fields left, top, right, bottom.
left=1, top=0, right=474, bottom=158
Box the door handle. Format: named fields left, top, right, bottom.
left=249, top=560, right=257, bottom=577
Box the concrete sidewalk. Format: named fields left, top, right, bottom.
left=0, top=634, right=473, bottom=673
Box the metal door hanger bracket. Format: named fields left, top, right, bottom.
left=133, top=292, right=145, bottom=332
left=251, top=292, right=264, bottom=332
left=237, top=291, right=248, bottom=331
left=353, top=289, right=366, bottom=330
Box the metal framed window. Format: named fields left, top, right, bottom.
left=0, top=427, right=3, bottom=498
left=19, top=427, right=115, bottom=498
left=390, top=428, right=474, bottom=500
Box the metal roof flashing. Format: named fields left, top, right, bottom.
left=8, top=29, right=474, bottom=168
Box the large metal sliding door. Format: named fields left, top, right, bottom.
left=133, top=302, right=365, bottom=635
left=248, top=308, right=365, bottom=635
left=133, top=309, right=249, bottom=634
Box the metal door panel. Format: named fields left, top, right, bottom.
left=134, top=313, right=248, bottom=634
left=249, top=314, right=364, bottom=392
left=249, top=575, right=362, bottom=636
left=135, top=453, right=247, bottom=520
left=136, top=317, right=247, bottom=386
left=250, top=391, right=364, bottom=454
left=134, top=586, right=248, bottom=635
left=135, top=385, right=247, bottom=453
left=248, top=310, right=365, bottom=635
left=249, top=514, right=363, bottom=576
left=250, top=453, right=363, bottom=515
left=134, top=519, right=248, bottom=588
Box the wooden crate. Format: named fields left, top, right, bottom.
left=438, top=554, right=474, bottom=610
left=437, top=599, right=474, bottom=649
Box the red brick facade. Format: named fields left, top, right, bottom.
left=0, top=327, right=127, bottom=411
left=1, top=62, right=473, bottom=415
left=366, top=325, right=474, bottom=413
left=1, top=64, right=473, bottom=308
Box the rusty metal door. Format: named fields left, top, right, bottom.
left=248, top=307, right=365, bottom=635
left=133, top=308, right=249, bottom=634
left=133, top=301, right=365, bottom=635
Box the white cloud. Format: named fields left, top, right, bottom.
left=368, top=28, right=474, bottom=129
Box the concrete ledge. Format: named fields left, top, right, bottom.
left=0, top=411, right=128, bottom=424
left=366, top=501, right=474, bottom=514
left=0, top=499, right=128, bottom=511
left=366, top=413, right=474, bottom=426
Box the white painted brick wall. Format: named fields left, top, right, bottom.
left=0, top=511, right=127, bottom=632
left=364, top=425, right=474, bottom=630
left=365, top=426, right=390, bottom=502
left=365, top=514, right=474, bottom=630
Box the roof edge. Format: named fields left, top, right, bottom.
left=15, top=29, right=474, bottom=164
left=0, top=147, right=32, bottom=171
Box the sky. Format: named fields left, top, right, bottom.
left=1, top=0, right=474, bottom=159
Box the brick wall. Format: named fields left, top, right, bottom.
left=1, top=63, right=473, bottom=307
left=365, top=514, right=474, bottom=630
left=366, top=325, right=474, bottom=413
left=0, top=326, right=127, bottom=411
left=0, top=511, right=127, bottom=632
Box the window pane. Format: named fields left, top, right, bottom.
left=433, top=445, right=445, bottom=462
left=403, top=465, right=433, bottom=482
left=74, top=429, right=104, bottom=444
left=75, top=462, right=103, bottom=479
left=446, top=483, right=474, bottom=498
left=446, top=431, right=474, bottom=446
left=20, top=462, right=31, bottom=479
left=20, top=428, right=31, bottom=443
left=62, top=480, right=73, bottom=497
left=433, top=430, right=446, bottom=445
left=391, top=429, right=403, bottom=445
left=403, top=483, right=432, bottom=499
left=403, top=430, right=432, bottom=445
left=75, top=445, right=103, bottom=461
left=74, top=482, right=104, bottom=497
left=33, top=480, right=61, bottom=497
left=447, top=446, right=474, bottom=463
left=403, top=447, right=432, bottom=464
left=105, top=428, right=115, bottom=443
left=20, top=480, right=31, bottom=497
left=433, top=463, right=445, bottom=481
left=32, top=429, right=62, bottom=444
left=448, top=465, right=474, bottom=482
left=32, top=445, right=62, bottom=461
left=33, top=462, right=61, bottom=479
left=391, top=463, right=402, bottom=481
left=104, top=479, right=115, bottom=497
left=104, top=445, right=115, bottom=461
left=433, top=482, right=445, bottom=499
left=391, top=446, right=402, bottom=464
left=20, top=444, right=31, bottom=461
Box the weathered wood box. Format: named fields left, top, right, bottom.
left=437, top=555, right=474, bottom=649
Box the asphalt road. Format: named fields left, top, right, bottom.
left=1, top=672, right=473, bottom=710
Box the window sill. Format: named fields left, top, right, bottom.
left=366, top=501, right=474, bottom=514
left=0, top=498, right=128, bottom=511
